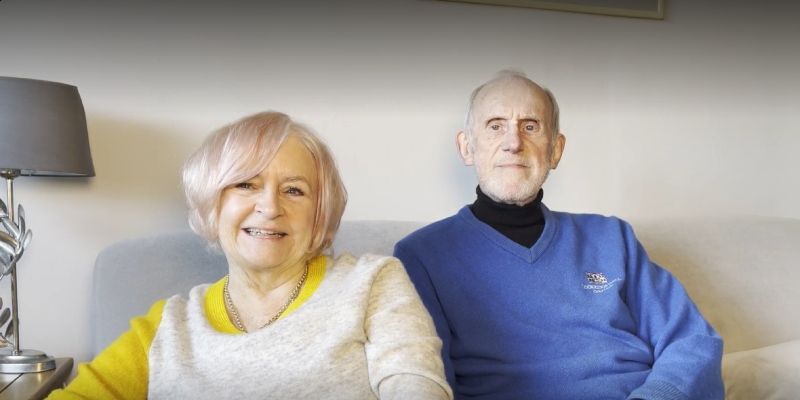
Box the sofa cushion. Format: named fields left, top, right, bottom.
left=92, top=217, right=800, bottom=360
left=722, top=339, right=800, bottom=399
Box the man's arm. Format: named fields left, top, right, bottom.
left=393, top=242, right=456, bottom=388
left=623, top=223, right=724, bottom=400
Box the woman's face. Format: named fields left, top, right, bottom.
left=217, top=136, right=318, bottom=274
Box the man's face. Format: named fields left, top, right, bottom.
left=457, top=78, right=565, bottom=206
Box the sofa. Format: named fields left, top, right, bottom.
left=92, top=217, right=800, bottom=399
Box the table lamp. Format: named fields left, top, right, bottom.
left=0, top=77, right=95, bottom=373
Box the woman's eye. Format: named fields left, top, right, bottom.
left=235, top=182, right=255, bottom=190
left=285, top=187, right=305, bottom=196
left=490, top=124, right=502, bottom=131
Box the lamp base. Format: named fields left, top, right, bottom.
left=0, top=349, right=56, bottom=373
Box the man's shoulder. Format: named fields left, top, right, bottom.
left=395, top=210, right=465, bottom=249
left=547, top=207, right=634, bottom=235
left=549, top=207, right=627, bottom=225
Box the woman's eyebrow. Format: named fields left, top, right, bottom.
left=283, top=176, right=312, bottom=184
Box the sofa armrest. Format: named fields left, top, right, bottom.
left=722, top=339, right=800, bottom=399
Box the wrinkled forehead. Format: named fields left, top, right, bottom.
left=473, top=78, right=552, bottom=120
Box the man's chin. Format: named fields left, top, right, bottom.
left=481, top=185, right=539, bottom=206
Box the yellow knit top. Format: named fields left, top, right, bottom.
left=48, top=256, right=327, bottom=400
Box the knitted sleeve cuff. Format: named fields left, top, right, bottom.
left=627, top=380, right=687, bottom=400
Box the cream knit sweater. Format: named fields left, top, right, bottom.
left=148, top=254, right=452, bottom=399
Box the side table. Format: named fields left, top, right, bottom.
left=0, top=358, right=73, bottom=400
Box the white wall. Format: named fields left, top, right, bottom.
left=1, top=0, right=798, bottom=363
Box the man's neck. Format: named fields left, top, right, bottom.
left=469, top=187, right=545, bottom=248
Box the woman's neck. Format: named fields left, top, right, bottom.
left=228, top=260, right=307, bottom=296
left=225, top=260, right=309, bottom=331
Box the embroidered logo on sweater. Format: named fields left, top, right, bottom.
left=583, top=272, right=621, bottom=293
left=585, top=272, right=607, bottom=284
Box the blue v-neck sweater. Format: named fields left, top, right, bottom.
left=394, top=205, right=723, bottom=400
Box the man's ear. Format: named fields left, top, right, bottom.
left=549, top=133, right=566, bottom=169
left=456, top=130, right=474, bottom=166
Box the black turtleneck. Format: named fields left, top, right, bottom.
left=469, top=186, right=545, bottom=248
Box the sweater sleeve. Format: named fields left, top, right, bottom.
left=621, top=223, right=724, bottom=400
left=363, top=257, right=453, bottom=400
left=47, top=300, right=165, bottom=400
left=393, top=243, right=456, bottom=388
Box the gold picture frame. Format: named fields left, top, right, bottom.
left=440, top=0, right=665, bottom=20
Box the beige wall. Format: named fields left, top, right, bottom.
left=1, top=0, right=798, bottom=363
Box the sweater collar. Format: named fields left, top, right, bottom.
left=470, top=186, right=545, bottom=228
left=459, top=201, right=558, bottom=264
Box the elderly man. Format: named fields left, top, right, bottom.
left=394, top=71, right=724, bottom=400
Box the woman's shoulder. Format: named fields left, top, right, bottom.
left=324, top=253, right=409, bottom=287
left=330, top=252, right=403, bottom=272
left=321, top=253, right=416, bottom=303
left=160, top=282, right=216, bottom=314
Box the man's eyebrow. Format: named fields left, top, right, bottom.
left=485, top=116, right=541, bottom=124
left=485, top=116, right=507, bottom=123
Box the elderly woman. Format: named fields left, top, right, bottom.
left=50, top=112, right=451, bottom=399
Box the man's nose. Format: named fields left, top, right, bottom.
left=501, top=126, right=523, bottom=153
left=255, top=190, right=282, bottom=218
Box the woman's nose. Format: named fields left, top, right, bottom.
left=255, top=190, right=281, bottom=218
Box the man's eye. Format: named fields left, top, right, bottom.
left=523, top=121, right=540, bottom=132
left=490, top=124, right=502, bottom=131
left=285, top=187, right=305, bottom=196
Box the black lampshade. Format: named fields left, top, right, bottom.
left=0, top=77, right=95, bottom=177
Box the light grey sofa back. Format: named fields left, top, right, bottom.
left=92, top=216, right=800, bottom=357
left=632, top=216, right=800, bottom=353
left=91, top=220, right=423, bottom=355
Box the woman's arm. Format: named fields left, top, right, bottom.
left=47, top=300, right=165, bottom=400
left=363, top=258, right=453, bottom=400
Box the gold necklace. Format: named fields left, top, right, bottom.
left=223, top=264, right=309, bottom=332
